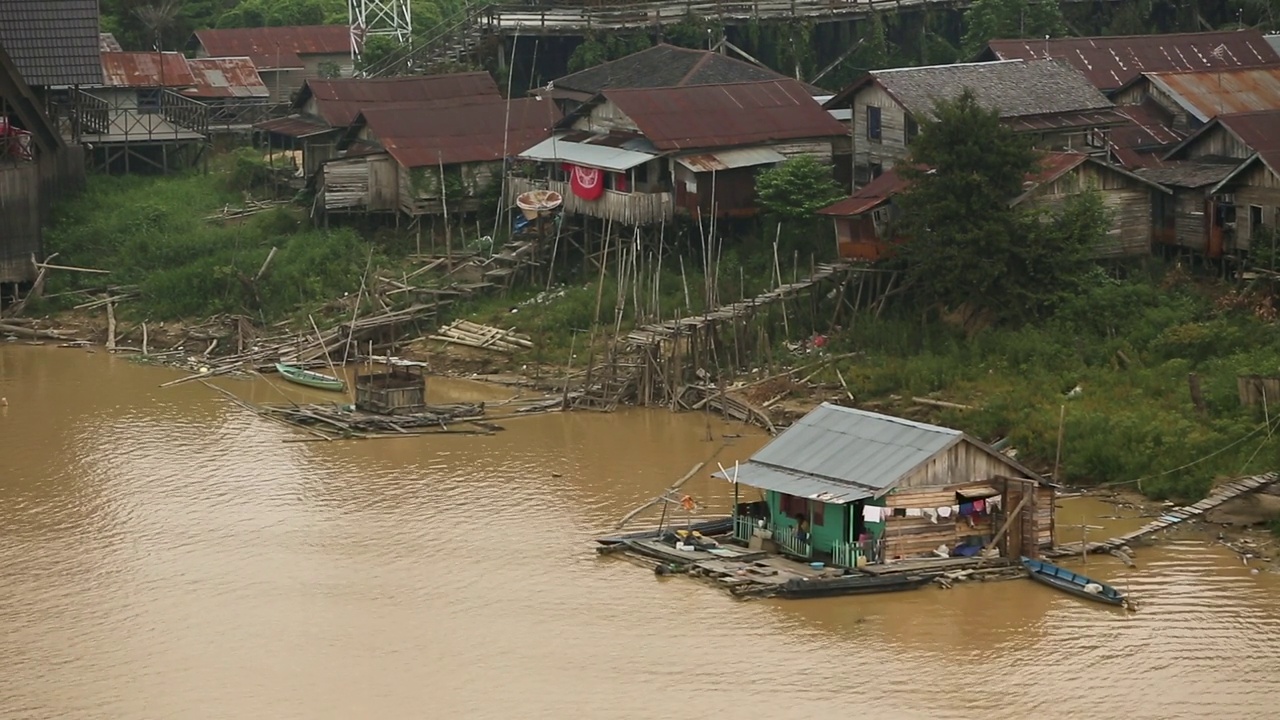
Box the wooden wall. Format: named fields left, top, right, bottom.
left=881, top=482, right=997, bottom=559
left=848, top=83, right=911, bottom=183
left=1229, top=161, right=1280, bottom=249
left=1176, top=124, right=1253, bottom=161
left=674, top=166, right=757, bottom=217
left=1167, top=188, right=1209, bottom=251
left=0, top=148, right=84, bottom=283
left=573, top=99, right=640, bottom=134
left=1027, top=162, right=1157, bottom=258
left=896, top=438, right=1028, bottom=490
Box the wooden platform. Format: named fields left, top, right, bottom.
left=624, top=260, right=851, bottom=347
left=1044, top=472, right=1280, bottom=558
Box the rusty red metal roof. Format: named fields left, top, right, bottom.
left=356, top=97, right=561, bottom=167
left=254, top=114, right=335, bottom=137
left=301, top=73, right=500, bottom=126
left=182, top=57, right=268, bottom=99
left=982, top=30, right=1280, bottom=91
left=193, top=25, right=353, bottom=69
left=1109, top=102, right=1186, bottom=169
left=819, top=153, right=1143, bottom=216
left=100, top=51, right=197, bottom=88
left=819, top=169, right=907, bottom=216
left=598, top=80, right=846, bottom=151
left=1003, top=107, right=1130, bottom=132
left=1216, top=109, right=1280, bottom=152
left=1140, top=66, right=1280, bottom=122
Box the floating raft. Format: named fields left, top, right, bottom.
left=257, top=402, right=485, bottom=438
left=1044, top=472, right=1280, bottom=558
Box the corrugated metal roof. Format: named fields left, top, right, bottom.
left=598, top=79, right=845, bottom=152
left=1003, top=107, right=1130, bottom=132
left=819, top=169, right=907, bottom=216
left=519, top=135, right=655, bottom=171
left=983, top=30, right=1280, bottom=91
left=100, top=51, right=196, bottom=88
left=193, top=25, right=353, bottom=69
left=301, top=73, right=501, bottom=127
left=358, top=97, right=561, bottom=168
left=183, top=57, right=268, bottom=98
left=675, top=146, right=785, bottom=172
left=720, top=464, right=877, bottom=505
left=254, top=114, right=334, bottom=137
left=712, top=403, right=963, bottom=500
left=0, top=0, right=102, bottom=87
left=1144, top=66, right=1280, bottom=122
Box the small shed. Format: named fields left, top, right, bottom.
left=191, top=25, right=356, bottom=104
left=715, top=403, right=1054, bottom=566
left=355, top=361, right=427, bottom=415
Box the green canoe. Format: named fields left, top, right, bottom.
left=275, top=362, right=346, bottom=392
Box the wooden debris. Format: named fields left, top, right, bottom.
left=429, top=320, right=533, bottom=353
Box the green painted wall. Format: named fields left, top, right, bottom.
left=765, top=491, right=847, bottom=553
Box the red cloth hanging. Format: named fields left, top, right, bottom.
left=566, top=163, right=605, bottom=201
left=613, top=172, right=629, bottom=193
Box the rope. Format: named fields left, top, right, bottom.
left=1095, top=414, right=1279, bottom=489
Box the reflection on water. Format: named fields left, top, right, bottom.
left=1, top=346, right=1278, bottom=719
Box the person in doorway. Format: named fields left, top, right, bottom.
left=794, top=513, right=810, bottom=543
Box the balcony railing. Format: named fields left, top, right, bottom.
left=508, top=176, right=673, bottom=226
left=773, top=526, right=812, bottom=560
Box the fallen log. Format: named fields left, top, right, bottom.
left=0, top=323, right=76, bottom=341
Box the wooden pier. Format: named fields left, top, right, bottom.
left=1044, top=472, right=1280, bottom=558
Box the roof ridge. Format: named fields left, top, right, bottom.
left=816, top=402, right=961, bottom=435
left=678, top=52, right=715, bottom=85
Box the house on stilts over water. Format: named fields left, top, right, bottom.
left=715, top=403, right=1056, bottom=568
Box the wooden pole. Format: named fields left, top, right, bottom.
left=438, top=152, right=452, bottom=271
left=1053, top=404, right=1066, bottom=483
left=308, top=314, right=340, bottom=385
left=141, top=322, right=148, bottom=356
left=616, top=461, right=707, bottom=529
left=105, top=299, right=117, bottom=351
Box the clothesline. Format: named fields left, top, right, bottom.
left=861, top=495, right=1003, bottom=524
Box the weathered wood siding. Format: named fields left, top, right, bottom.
left=1114, top=81, right=1197, bottom=132
left=674, top=166, right=757, bottom=217
left=508, top=176, right=673, bottom=226
left=0, top=149, right=85, bottom=283
left=849, top=83, right=910, bottom=184
left=1230, top=161, right=1280, bottom=250
left=881, top=481, right=999, bottom=559
left=1176, top=123, right=1253, bottom=160
left=397, top=160, right=497, bottom=216
left=1027, top=163, right=1156, bottom=258
left=772, top=139, right=835, bottom=164
left=571, top=98, right=640, bottom=134
left=1035, top=485, right=1055, bottom=549
left=322, top=156, right=371, bottom=210
left=896, top=438, right=1029, bottom=490
left=1167, top=188, right=1209, bottom=251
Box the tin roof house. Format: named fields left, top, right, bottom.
left=191, top=25, right=355, bottom=104
left=823, top=59, right=1128, bottom=187
left=320, top=96, right=560, bottom=219
left=976, top=30, right=1280, bottom=94
left=181, top=57, right=270, bottom=133
left=819, top=151, right=1169, bottom=262
left=510, top=78, right=846, bottom=227
left=715, top=403, right=1054, bottom=566
left=1112, top=66, right=1280, bottom=133
left=256, top=73, right=501, bottom=179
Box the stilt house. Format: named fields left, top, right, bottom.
left=321, top=96, right=559, bottom=218
left=823, top=60, right=1127, bottom=186
left=511, top=79, right=846, bottom=226
left=256, top=73, right=500, bottom=179
left=820, top=152, right=1169, bottom=261
left=191, top=25, right=355, bottom=104
left=716, top=403, right=1055, bottom=567
left=1112, top=67, right=1280, bottom=133
left=182, top=57, right=270, bottom=134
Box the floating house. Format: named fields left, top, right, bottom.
left=256, top=73, right=501, bottom=179
left=819, top=152, right=1169, bottom=261
left=824, top=59, right=1127, bottom=186
left=511, top=78, right=846, bottom=226
left=356, top=361, right=427, bottom=415
left=191, top=25, right=355, bottom=104
left=976, top=30, right=1280, bottom=94
left=715, top=403, right=1054, bottom=566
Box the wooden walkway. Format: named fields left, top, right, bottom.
left=1044, top=472, right=1280, bottom=558
left=624, top=260, right=850, bottom=347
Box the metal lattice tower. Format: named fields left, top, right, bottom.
left=349, top=0, right=412, bottom=63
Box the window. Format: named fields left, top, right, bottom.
left=866, top=106, right=882, bottom=142
left=1251, top=205, right=1264, bottom=232
left=136, top=89, right=162, bottom=114
left=778, top=494, right=825, bottom=526
left=905, top=115, right=918, bottom=145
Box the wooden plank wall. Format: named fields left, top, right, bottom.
left=323, top=157, right=370, bottom=210
left=0, top=148, right=84, bottom=283
left=881, top=482, right=998, bottom=559
left=849, top=83, right=910, bottom=183
left=897, top=439, right=1025, bottom=490
left=1233, top=162, right=1280, bottom=249
left=1178, top=124, right=1252, bottom=161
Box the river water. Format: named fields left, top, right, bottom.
left=1, top=345, right=1278, bottom=719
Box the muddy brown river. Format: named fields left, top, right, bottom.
left=2, top=345, right=1279, bottom=719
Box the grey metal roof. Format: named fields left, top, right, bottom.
left=674, top=146, right=784, bottom=172
left=872, top=59, right=1114, bottom=119
left=0, top=0, right=101, bottom=87
left=714, top=403, right=964, bottom=502
left=519, top=135, right=656, bottom=171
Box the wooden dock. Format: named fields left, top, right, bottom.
left=1044, top=472, right=1280, bottom=558
left=624, top=260, right=850, bottom=347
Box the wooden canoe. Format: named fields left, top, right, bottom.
left=1022, top=556, right=1128, bottom=607
left=275, top=362, right=346, bottom=392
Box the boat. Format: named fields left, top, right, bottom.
left=594, top=516, right=733, bottom=546
left=767, top=572, right=934, bottom=599
left=274, top=362, right=346, bottom=392
left=1021, top=556, right=1128, bottom=607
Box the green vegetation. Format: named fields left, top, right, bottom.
left=897, top=90, right=1105, bottom=323
left=43, top=164, right=377, bottom=322
left=756, top=156, right=845, bottom=222
left=959, top=0, right=1066, bottom=56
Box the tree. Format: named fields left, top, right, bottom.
left=896, top=89, right=1100, bottom=323
left=960, top=0, right=1067, bottom=56
left=755, top=155, right=845, bottom=222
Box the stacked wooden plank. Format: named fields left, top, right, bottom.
left=430, top=320, right=533, bottom=353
